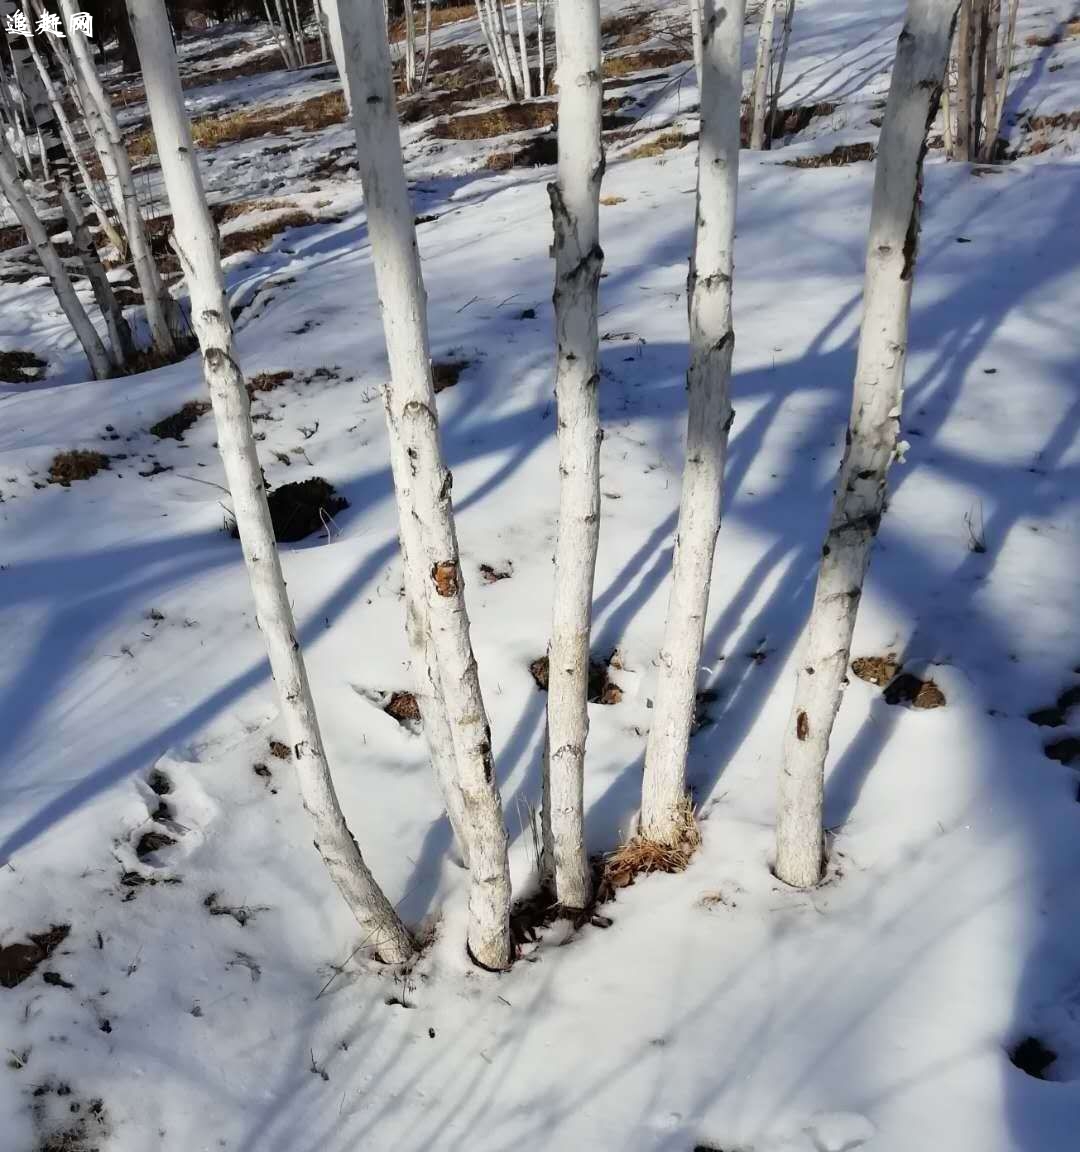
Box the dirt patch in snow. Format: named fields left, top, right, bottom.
left=1045, top=736, right=1080, bottom=766
left=0, top=349, right=47, bottom=382
left=48, top=450, right=110, bottom=486
left=247, top=370, right=292, bottom=396
left=1009, top=1035, right=1058, bottom=1079
left=432, top=101, right=558, bottom=140
left=221, top=210, right=319, bottom=257
left=384, top=691, right=421, bottom=725
left=786, top=141, right=876, bottom=168
left=235, top=477, right=348, bottom=543
left=603, top=47, right=685, bottom=79
left=528, top=654, right=623, bottom=705
left=479, top=562, right=512, bottom=584
left=0, top=924, right=70, bottom=988
left=150, top=400, right=211, bottom=440
left=882, top=673, right=946, bottom=710
left=432, top=359, right=470, bottom=392
left=622, top=130, right=698, bottom=160
left=486, top=134, right=559, bottom=170
left=851, top=654, right=902, bottom=687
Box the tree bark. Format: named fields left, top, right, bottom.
left=689, top=0, right=703, bottom=87
left=418, top=0, right=434, bottom=89
left=515, top=0, right=533, bottom=98
left=0, top=50, right=35, bottom=173
left=750, top=0, right=778, bottom=149
left=491, top=0, right=525, bottom=97
left=335, top=0, right=512, bottom=969
left=59, top=0, right=182, bottom=356
left=263, top=0, right=295, bottom=69
left=475, top=0, right=512, bottom=96
left=971, top=0, right=987, bottom=156
left=640, top=0, right=745, bottom=845
left=536, top=0, right=546, bottom=95
left=124, top=0, right=415, bottom=963
left=404, top=0, right=418, bottom=93
left=320, top=0, right=351, bottom=108
left=953, top=0, right=972, bottom=158
left=774, top=0, right=960, bottom=889
left=542, top=0, right=605, bottom=908
left=316, top=0, right=329, bottom=63
left=0, top=133, right=113, bottom=379
left=767, top=0, right=796, bottom=149
left=979, top=0, right=1000, bottom=160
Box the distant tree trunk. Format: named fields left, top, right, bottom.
left=0, top=133, right=113, bottom=379
left=288, top=0, right=307, bottom=62
left=979, top=0, right=1000, bottom=159
left=404, top=0, right=418, bottom=92
left=689, top=0, right=703, bottom=86
left=515, top=0, right=533, bottom=98
left=320, top=0, right=350, bottom=107
left=271, top=0, right=300, bottom=67
left=59, top=0, right=182, bottom=356
left=774, top=0, right=960, bottom=889
left=536, top=0, right=547, bottom=95
left=989, top=0, right=1019, bottom=148
left=640, top=0, right=746, bottom=845
left=750, top=0, right=778, bottom=149
left=953, top=0, right=972, bottom=157
left=124, top=0, right=415, bottom=962
left=418, top=0, right=433, bottom=88
left=316, top=0, right=329, bottom=62
left=541, top=0, right=604, bottom=909
left=971, top=0, right=987, bottom=156
left=767, top=0, right=796, bottom=148
left=264, top=0, right=295, bottom=68
left=0, top=53, right=34, bottom=172
left=476, top=0, right=517, bottom=97
left=335, top=0, right=513, bottom=970
left=492, top=0, right=524, bottom=96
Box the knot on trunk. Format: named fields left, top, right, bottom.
left=432, top=561, right=459, bottom=598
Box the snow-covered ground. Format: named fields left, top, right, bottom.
left=2, top=2, right=1080, bottom=1149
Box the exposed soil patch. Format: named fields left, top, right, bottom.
left=1045, top=737, right=1080, bottom=767
left=150, top=400, right=211, bottom=440
left=135, top=830, right=176, bottom=859
left=486, top=133, right=559, bottom=170
left=851, top=654, right=902, bottom=687
left=743, top=100, right=837, bottom=146
left=0, top=924, right=70, bottom=988
left=48, top=450, right=110, bottom=486
left=247, top=370, right=292, bottom=396
left=235, top=477, right=348, bottom=543
left=786, top=141, right=876, bottom=168
left=0, top=349, right=47, bottom=382
left=601, top=9, right=653, bottom=49
left=882, top=673, right=946, bottom=710
left=384, top=691, right=421, bottom=725
left=221, top=210, right=319, bottom=257
left=212, top=197, right=297, bottom=226
left=1010, top=1035, right=1058, bottom=1079
left=269, top=739, right=292, bottom=760
left=432, top=359, right=469, bottom=392
left=1028, top=684, right=1080, bottom=728
left=603, top=47, right=685, bottom=78
left=528, top=654, right=622, bottom=705
left=432, top=101, right=558, bottom=140
left=479, top=562, right=512, bottom=583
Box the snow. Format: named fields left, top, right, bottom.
left=2, top=0, right=1080, bottom=1149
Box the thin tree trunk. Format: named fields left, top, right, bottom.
left=542, top=0, right=604, bottom=909
left=476, top=0, right=514, bottom=97
left=404, top=0, right=418, bottom=92
left=0, top=55, right=34, bottom=172
left=640, top=0, right=745, bottom=845
left=515, top=0, right=533, bottom=99
left=750, top=0, right=778, bottom=149
left=418, top=0, right=433, bottom=89
left=979, top=0, right=1000, bottom=160
left=990, top=0, right=1019, bottom=148
left=491, top=0, right=524, bottom=97
left=288, top=0, right=307, bottom=64
left=19, top=7, right=126, bottom=254
left=316, top=0, right=329, bottom=63
left=774, top=0, right=960, bottom=889
left=335, top=0, right=512, bottom=970
left=124, top=0, right=415, bottom=963
left=971, top=0, right=987, bottom=156
left=263, top=0, right=294, bottom=68
left=320, top=0, right=351, bottom=108
left=59, top=0, right=181, bottom=356
left=954, top=0, right=972, bottom=158
left=767, top=0, right=796, bottom=149
left=689, top=0, right=703, bottom=87
left=0, top=134, right=113, bottom=379
left=272, top=0, right=300, bottom=68
left=536, top=0, right=546, bottom=95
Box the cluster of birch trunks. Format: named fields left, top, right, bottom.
left=2, top=0, right=979, bottom=966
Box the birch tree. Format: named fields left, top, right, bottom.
left=535, top=0, right=547, bottom=95
left=775, top=0, right=960, bottom=888
left=320, top=0, right=351, bottom=109
left=640, top=0, right=746, bottom=846
left=953, top=0, right=972, bottom=158
left=540, top=0, right=606, bottom=908
left=58, top=0, right=182, bottom=357
left=0, top=133, right=113, bottom=379
left=403, top=0, right=418, bottom=93
left=336, top=0, right=513, bottom=969
left=689, top=0, right=704, bottom=87
left=749, top=0, right=778, bottom=149
left=514, top=0, right=533, bottom=99
left=123, top=0, right=415, bottom=963
left=767, top=0, right=796, bottom=144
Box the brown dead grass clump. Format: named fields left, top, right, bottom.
left=601, top=10, right=653, bottom=48
left=0, top=223, right=27, bottom=251
left=785, top=141, right=875, bottom=168
left=247, top=370, right=292, bottom=396
left=0, top=348, right=47, bottom=382
left=48, top=450, right=110, bottom=486
left=603, top=46, right=685, bottom=79
left=0, top=924, right=70, bottom=988
left=432, top=101, right=558, bottom=140
left=486, top=134, right=559, bottom=170
left=220, top=210, right=318, bottom=257
left=150, top=400, right=211, bottom=440
left=213, top=198, right=297, bottom=226
left=622, top=130, right=697, bottom=160
left=384, top=691, right=421, bottom=724
left=882, top=673, right=946, bottom=710
left=851, top=654, right=901, bottom=687
left=599, top=800, right=700, bottom=897
left=528, top=654, right=622, bottom=705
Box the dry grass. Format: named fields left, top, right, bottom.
left=600, top=194, right=626, bottom=205
left=601, top=9, right=653, bottom=49
left=599, top=797, right=700, bottom=896
left=785, top=141, right=875, bottom=168
left=432, top=101, right=558, bottom=140
left=220, top=210, right=319, bottom=257
left=622, top=130, right=697, bottom=160
left=485, top=134, right=559, bottom=169
left=213, top=198, right=297, bottom=226
left=388, top=2, right=492, bottom=41
left=48, top=450, right=110, bottom=486
left=603, top=46, right=685, bottom=79
left=247, top=370, right=292, bottom=396
left=129, top=91, right=348, bottom=159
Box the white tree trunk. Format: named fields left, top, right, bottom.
left=490, top=0, right=524, bottom=98
left=979, top=0, right=1000, bottom=159
left=775, top=0, right=960, bottom=889
left=0, top=52, right=35, bottom=173
left=640, top=0, right=745, bottom=846
left=750, top=0, right=778, bottom=149
left=316, top=0, right=329, bottom=62
left=970, top=0, right=987, bottom=156
left=0, top=132, right=113, bottom=379
left=536, top=0, right=546, bottom=95
left=404, top=0, right=418, bottom=92
left=475, top=0, right=513, bottom=96
left=335, top=0, right=512, bottom=970
left=263, top=0, right=295, bottom=69
left=124, top=0, right=415, bottom=963
left=542, top=0, right=605, bottom=908
left=515, top=0, right=533, bottom=99
left=993, top=0, right=1019, bottom=141
left=271, top=0, right=300, bottom=68
left=953, top=0, right=972, bottom=158
left=767, top=0, right=796, bottom=148
left=288, top=0, right=307, bottom=63
left=418, top=0, right=434, bottom=89
left=19, top=7, right=126, bottom=254
left=689, top=0, right=703, bottom=87
left=320, top=0, right=351, bottom=108
left=59, top=0, right=180, bottom=357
